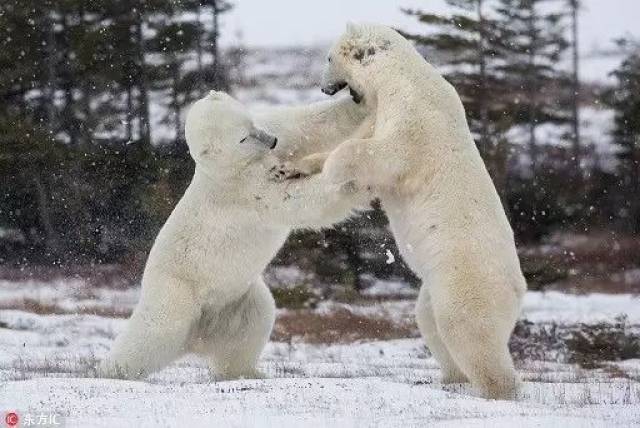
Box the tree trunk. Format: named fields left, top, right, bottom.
left=125, top=85, right=133, bottom=142
left=78, top=6, right=93, bottom=148
left=527, top=4, right=538, bottom=175
left=477, top=0, right=489, bottom=154
left=493, top=136, right=509, bottom=210
left=570, top=0, right=581, bottom=179
left=344, top=229, right=364, bottom=293
left=33, top=172, right=60, bottom=255
left=135, top=5, right=151, bottom=144
left=196, top=5, right=204, bottom=95
left=211, top=1, right=220, bottom=89
left=632, top=151, right=640, bottom=235
left=62, top=14, right=77, bottom=146
left=477, top=0, right=506, bottom=200
left=172, top=61, right=182, bottom=142
left=44, top=7, right=56, bottom=135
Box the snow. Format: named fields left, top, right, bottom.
left=2, top=375, right=639, bottom=427
left=0, top=281, right=639, bottom=427
left=385, top=249, right=396, bottom=265
left=5, top=279, right=635, bottom=325
left=522, top=291, right=640, bottom=324
left=0, top=279, right=139, bottom=315
left=361, top=278, right=417, bottom=298
left=263, top=265, right=316, bottom=289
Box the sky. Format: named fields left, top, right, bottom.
left=221, top=0, right=640, bottom=82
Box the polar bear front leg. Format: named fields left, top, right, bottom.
left=269, top=152, right=331, bottom=182
left=98, top=279, right=198, bottom=379
left=202, top=277, right=276, bottom=380
left=322, top=137, right=402, bottom=193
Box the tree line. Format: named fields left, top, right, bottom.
left=0, top=0, right=638, bottom=289
left=0, top=0, right=234, bottom=266
left=402, top=0, right=639, bottom=240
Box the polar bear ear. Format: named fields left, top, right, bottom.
left=206, top=90, right=237, bottom=103
left=207, top=90, right=226, bottom=100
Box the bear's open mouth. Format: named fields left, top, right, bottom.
left=349, top=86, right=362, bottom=104
left=321, top=81, right=361, bottom=104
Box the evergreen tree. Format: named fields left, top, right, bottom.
left=402, top=0, right=513, bottom=196
left=568, top=0, right=581, bottom=177
left=147, top=5, right=201, bottom=142
left=609, top=43, right=640, bottom=234
left=495, top=0, right=571, bottom=173
left=201, top=0, right=233, bottom=91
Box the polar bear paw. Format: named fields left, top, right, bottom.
left=97, top=359, right=143, bottom=380
left=268, top=162, right=308, bottom=182
left=441, top=369, right=469, bottom=384
left=214, top=367, right=267, bottom=381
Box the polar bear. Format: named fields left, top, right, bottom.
left=99, top=91, right=369, bottom=380
left=311, top=23, right=527, bottom=399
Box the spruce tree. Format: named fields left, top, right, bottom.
left=494, top=0, right=571, bottom=173
left=201, top=0, right=233, bottom=91
left=402, top=0, right=512, bottom=196
left=147, top=11, right=200, bottom=142
left=609, top=44, right=640, bottom=234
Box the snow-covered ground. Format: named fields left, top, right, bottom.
left=0, top=280, right=639, bottom=427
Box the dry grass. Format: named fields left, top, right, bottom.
left=0, top=298, right=132, bottom=318
left=601, top=364, right=640, bottom=381
left=510, top=317, right=640, bottom=368
left=272, top=308, right=417, bottom=344
left=519, top=232, right=640, bottom=293
left=8, top=354, right=101, bottom=381
left=565, top=316, right=640, bottom=368
left=2, top=296, right=638, bottom=372
left=0, top=297, right=418, bottom=344
left=0, top=263, right=140, bottom=288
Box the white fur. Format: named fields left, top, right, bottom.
left=98, top=91, right=369, bottom=380
left=319, top=24, right=528, bottom=399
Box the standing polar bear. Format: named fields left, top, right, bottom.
left=99, top=91, right=370, bottom=379
left=315, top=23, right=527, bottom=399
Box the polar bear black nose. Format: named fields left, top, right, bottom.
left=321, top=81, right=347, bottom=96
left=270, top=137, right=278, bottom=150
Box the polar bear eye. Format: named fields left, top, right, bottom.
left=239, top=136, right=248, bottom=144
left=327, top=56, right=332, bottom=63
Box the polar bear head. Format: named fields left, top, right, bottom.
left=185, top=91, right=278, bottom=178
left=321, top=23, right=410, bottom=104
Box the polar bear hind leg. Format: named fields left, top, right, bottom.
left=99, top=278, right=198, bottom=379
left=439, top=317, right=519, bottom=400
left=415, top=286, right=468, bottom=384
left=431, top=281, right=520, bottom=400
left=196, top=277, right=276, bottom=380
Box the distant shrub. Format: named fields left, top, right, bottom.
left=520, top=257, right=570, bottom=291
left=271, top=284, right=319, bottom=309
left=510, top=319, right=568, bottom=362
left=272, top=308, right=416, bottom=344
left=566, top=316, right=640, bottom=368
left=510, top=316, right=640, bottom=368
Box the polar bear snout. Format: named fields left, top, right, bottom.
left=321, top=81, right=347, bottom=96
left=248, top=128, right=278, bottom=150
